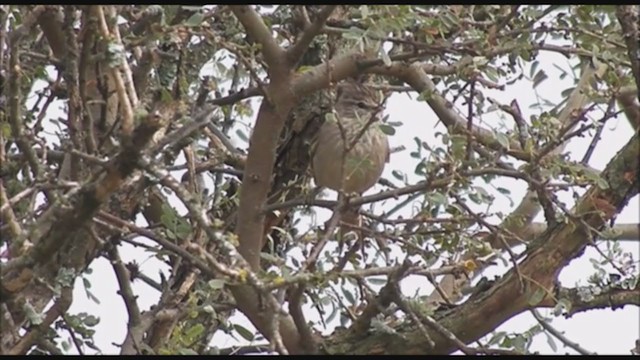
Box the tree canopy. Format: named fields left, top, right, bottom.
left=0, top=5, right=638, bottom=355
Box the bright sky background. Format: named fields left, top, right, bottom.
left=16, top=18, right=639, bottom=355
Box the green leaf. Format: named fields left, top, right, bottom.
left=360, top=5, right=369, bottom=18
left=380, top=47, right=392, bottom=66
left=527, top=288, right=546, bottom=306
left=207, top=279, right=225, bottom=290
left=595, top=177, right=609, bottom=190
left=560, top=87, right=575, bottom=98
left=185, top=12, right=204, bottom=27
left=485, top=66, right=499, bottom=82
left=83, top=315, right=100, bottom=327
left=474, top=186, right=491, bottom=201
left=487, top=331, right=507, bottom=346
left=178, top=348, right=199, bottom=355
left=0, top=123, right=11, bottom=138
left=378, top=123, right=396, bottom=135
left=185, top=323, right=205, bottom=339
left=82, top=277, right=92, bottom=289
left=495, top=132, right=511, bottom=150
left=326, top=305, right=338, bottom=324
left=23, top=302, right=45, bottom=325
left=233, top=324, right=255, bottom=342
left=342, top=288, right=356, bottom=305
left=529, top=60, right=540, bottom=79
left=181, top=5, right=202, bottom=11
left=545, top=333, right=558, bottom=352
left=367, top=277, right=387, bottom=285
left=532, top=69, right=548, bottom=89
left=235, top=129, right=249, bottom=143
left=87, top=291, right=101, bottom=304
left=553, top=298, right=572, bottom=316
left=428, top=192, right=448, bottom=206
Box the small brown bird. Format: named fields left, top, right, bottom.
left=312, top=79, right=390, bottom=242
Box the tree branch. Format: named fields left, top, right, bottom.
left=531, top=309, right=596, bottom=355
left=107, top=246, right=143, bottom=341
left=547, top=284, right=640, bottom=317
left=8, top=287, right=73, bottom=355
left=229, top=5, right=285, bottom=71
left=616, top=6, right=640, bottom=104
left=617, top=86, right=640, bottom=131
left=529, top=222, right=639, bottom=242
left=321, top=124, right=639, bottom=355
left=286, top=5, right=337, bottom=66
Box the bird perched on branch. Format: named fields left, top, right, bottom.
left=263, top=77, right=389, bottom=259
left=311, top=79, right=390, bottom=241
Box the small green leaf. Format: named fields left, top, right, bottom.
left=532, top=70, right=548, bottom=88
left=367, top=277, right=387, bottom=285
left=529, top=60, right=540, bottom=79
left=553, top=298, right=572, bottom=316
left=495, top=132, right=511, bottom=150
left=428, top=192, right=448, bottom=206
left=185, top=323, right=205, bottom=339
left=527, top=288, right=546, bottom=306
left=342, top=288, right=356, bottom=305
left=234, top=324, right=255, bottom=341
left=207, top=279, right=225, bottom=290
left=325, top=113, right=337, bottom=123
left=82, top=277, right=92, bottom=289
left=181, top=5, right=202, bottom=11
left=545, top=333, right=557, bottom=352
left=235, top=129, right=249, bottom=143
left=360, top=5, right=369, bottom=18
left=83, top=315, right=100, bottom=327
left=380, top=48, right=392, bottom=66
left=595, top=177, right=609, bottom=190
left=1, top=123, right=11, bottom=138
left=487, top=331, right=507, bottom=346
left=23, top=302, right=45, bottom=325
left=326, top=305, right=338, bottom=324
left=378, top=123, right=396, bottom=135
left=185, top=12, right=204, bottom=27
left=178, top=348, right=199, bottom=355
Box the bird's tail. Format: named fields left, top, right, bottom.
left=339, top=206, right=389, bottom=260
left=339, top=207, right=362, bottom=242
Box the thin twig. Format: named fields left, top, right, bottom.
left=286, top=5, right=337, bottom=65
left=531, top=309, right=596, bottom=355
left=107, top=245, right=143, bottom=327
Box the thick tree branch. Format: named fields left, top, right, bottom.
left=230, top=5, right=285, bottom=71
left=547, top=284, right=640, bottom=317
left=93, top=5, right=135, bottom=138
left=36, top=6, right=66, bottom=59
left=529, top=222, right=639, bottom=242
left=618, top=86, right=640, bottom=130
left=286, top=5, right=337, bottom=66
left=321, top=128, right=639, bottom=355
left=616, top=6, right=640, bottom=104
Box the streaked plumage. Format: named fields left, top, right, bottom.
left=312, top=80, right=390, bottom=194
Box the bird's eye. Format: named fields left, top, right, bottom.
left=356, top=101, right=367, bottom=109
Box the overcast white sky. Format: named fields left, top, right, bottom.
left=17, top=22, right=639, bottom=355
